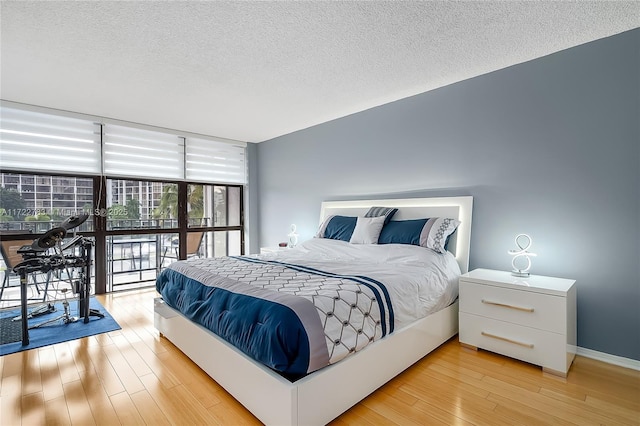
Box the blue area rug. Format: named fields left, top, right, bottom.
left=0, top=297, right=121, bottom=356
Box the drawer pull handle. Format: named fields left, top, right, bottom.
left=481, top=299, right=534, bottom=313
left=481, top=331, right=534, bottom=348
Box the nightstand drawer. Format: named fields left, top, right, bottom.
left=459, top=281, right=566, bottom=333
left=459, top=312, right=568, bottom=373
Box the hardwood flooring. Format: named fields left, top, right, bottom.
left=1, top=288, right=638, bottom=425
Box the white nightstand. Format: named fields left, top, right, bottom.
left=260, top=246, right=287, bottom=254
left=459, top=268, right=576, bottom=377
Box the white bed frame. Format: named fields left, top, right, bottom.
left=154, top=196, right=473, bottom=425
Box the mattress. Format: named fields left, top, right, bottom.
left=155, top=238, right=460, bottom=379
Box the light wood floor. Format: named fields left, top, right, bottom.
left=1, top=288, right=638, bottom=425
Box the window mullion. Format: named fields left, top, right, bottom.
left=177, top=181, right=188, bottom=260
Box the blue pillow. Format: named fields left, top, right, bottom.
left=317, top=215, right=357, bottom=242
left=379, top=217, right=461, bottom=253
left=378, top=219, right=427, bottom=246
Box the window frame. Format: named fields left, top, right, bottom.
left=1, top=101, right=247, bottom=293
left=0, top=170, right=245, bottom=294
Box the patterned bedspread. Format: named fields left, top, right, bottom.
left=155, top=256, right=394, bottom=378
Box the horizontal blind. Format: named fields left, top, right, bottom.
left=186, top=137, right=246, bottom=184
left=103, top=124, right=184, bottom=180
left=0, top=106, right=101, bottom=174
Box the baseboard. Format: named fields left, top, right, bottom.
left=577, top=346, right=640, bottom=371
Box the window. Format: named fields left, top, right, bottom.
left=187, top=184, right=242, bottom=228
left=0, top=172, right=94, bottom=233
left=0, top=102, right=247, bottom=297
left=187, top=183, right=243, bottom=258
left=106, top=179, right=178, bottom=230
left=107, top=232, right=179, bottom=292
left=211, top=230, right=243, bottom=257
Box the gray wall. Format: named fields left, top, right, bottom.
left=245, top=142, right=260, bottom=255
left=255, top=29, right=640, bottom=361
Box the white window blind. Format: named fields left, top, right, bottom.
left=0, top=106, right=101, bottom=174
left=186, top=137, right=246, bottom=184
left=103, top=124, right=184, bottom=180
left=1, top=104, right=247, bottom=184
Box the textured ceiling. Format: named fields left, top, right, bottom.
left=1, top=1, right=639, bottom=143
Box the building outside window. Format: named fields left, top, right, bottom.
left=0, top=172, right=94, bottom=232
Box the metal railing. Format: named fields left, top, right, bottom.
left=0, top=218, right=212, bottom=296
left=0, top=217, right=209, bottom=233
left=107, top=232, right=208, bottom=292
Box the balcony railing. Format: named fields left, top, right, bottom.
left=106, top=232, right=210, bottom=291
left=0, top=217, right=208, bottom=233
left=0, top=220, right=70, bottom=234
left=0, top=218, right=213, bottom=303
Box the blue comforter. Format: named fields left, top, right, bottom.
left=156, top=256, right=393, bottom=378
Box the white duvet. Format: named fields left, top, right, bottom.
left=258, top=238, right=461, bottom=330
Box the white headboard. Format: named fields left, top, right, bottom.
left=319, top=196, right=473, bottom=274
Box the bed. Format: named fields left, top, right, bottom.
left=154, top=196, right=473, bottom=425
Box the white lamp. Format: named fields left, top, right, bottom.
left=508, top=233, right=537, bottom=277
left=288, top=224, right=298, bottom=248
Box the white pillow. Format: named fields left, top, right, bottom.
left=349, top=216, right=386, bottom=244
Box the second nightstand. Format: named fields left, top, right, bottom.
left=260, top=246, right=287, bottom=255
left=459, top=268, right=576, bottom=377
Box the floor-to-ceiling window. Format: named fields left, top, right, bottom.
left=103, top=179, right=243, bottom=292
left=0, top=102, right=247, bottom=303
